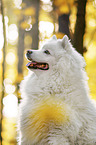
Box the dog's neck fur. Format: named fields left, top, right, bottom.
left=22, top=67, right=90, bottom=109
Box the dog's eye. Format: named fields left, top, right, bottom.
left=44, top=50, right=50, bottom=55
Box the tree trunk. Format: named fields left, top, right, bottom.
left=59, top=14, right=70, bottom=38
left=73, top=0, right=87, bottom=55
left=30, top=0, right=39, bottom=50
left=18, top=19, right=25, bottom=74
left=0, top=0, right=6, bottom=144
left=17, top=0, right=39, bottom=74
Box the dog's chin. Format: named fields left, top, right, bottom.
left=28, top=66, right=50, bottom=77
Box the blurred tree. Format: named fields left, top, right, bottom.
left=54, top=0, right=87, bottom=55
left=53, top=0, right=74, bottom=38
left=73, top=0, right=87, bottom=55
left=18, top=18, right=25, bottom=74
left=59, top=14, right=70, bottom=37
left=30, top=0, right=39, bottom=50
left=18, top=0, right=40, bottom=75
left=0, top=0, right=6, bottom=143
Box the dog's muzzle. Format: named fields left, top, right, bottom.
left=26, top=50, right=33, bottom=61
left=26, top=50, right=49, bottom=70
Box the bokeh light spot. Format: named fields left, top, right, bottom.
left=3, top=94, right=18, bottom=118
left=39, top=21, right=54, bottom=37
left=13, top=0, right=22, bottom=8
left=8, top=24, right=18, bottom=44
left=5, top=84, right=16, bottom=94
left=6, top=52, right=16, bottom=65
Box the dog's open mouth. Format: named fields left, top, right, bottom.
left=26, top=61, right=49, bottom=70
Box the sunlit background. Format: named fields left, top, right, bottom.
left=0, top=0, right=96, bottom=144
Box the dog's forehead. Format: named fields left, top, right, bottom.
left=42, top=41, right=58, bottom=50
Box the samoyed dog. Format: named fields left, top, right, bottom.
left=18, top=35, right=96, bottom=145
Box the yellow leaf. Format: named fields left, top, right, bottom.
left=14, top=9, right=21, bottom=15
left=54, top=0, right=74, bottom=7
left=23, top=7, right=36, bottom=16
left=24, top=35, right=32, bottom=46
left=20, top=22, right=30, bottom=29
left=54, top=0, right=66, bottom=6
left=59, top=4, right=69, bottom=14
left=21, top=2, right=26, bottom=8
left=16, top=73, right=23, bottom=83
left=55, top=32, right=65, bottom=39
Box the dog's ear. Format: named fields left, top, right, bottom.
left=52, top=35, right=57, bottom=40
left=62, top=35, right=69, bottom=48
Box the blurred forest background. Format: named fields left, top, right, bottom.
left=0, top=0, right=96, bottom=144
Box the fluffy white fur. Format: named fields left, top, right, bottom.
left=18, top=35, right=96, bottom=145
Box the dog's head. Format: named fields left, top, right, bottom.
left=26, top=35, right=86, bottom=77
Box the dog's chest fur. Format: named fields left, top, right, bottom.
left=20, top=97, right=71, bottom=143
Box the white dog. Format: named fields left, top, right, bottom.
left=18, top=35, right=96, bottom=145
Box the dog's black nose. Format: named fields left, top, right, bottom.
left=27, top=50, right=33, bottom=54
